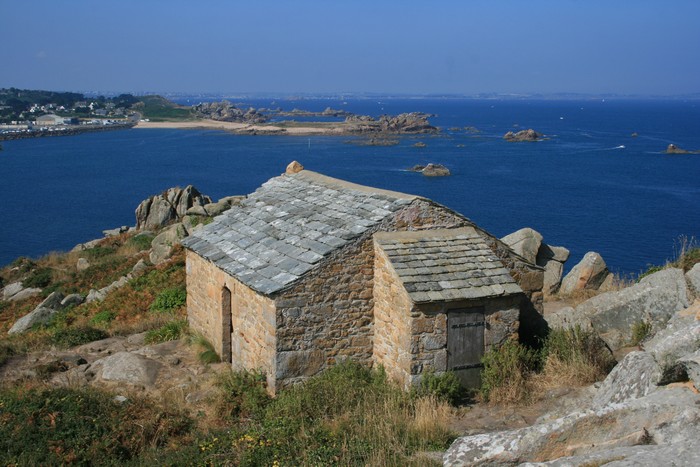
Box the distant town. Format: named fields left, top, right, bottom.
left=0, top=88, right=166, bottom=140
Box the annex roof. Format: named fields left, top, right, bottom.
left=374, top=228, right=523, bottom=304
left=182, top=170, right=417, bottom=295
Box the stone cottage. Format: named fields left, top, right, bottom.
left=182, top=163, right=543, bottom=392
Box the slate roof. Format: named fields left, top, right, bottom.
left=374, top=228, right=523, bottom=304
left=182, top=170, right=416, bottom=295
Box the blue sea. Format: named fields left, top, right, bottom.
left=1, top=98, right=699, bottom=276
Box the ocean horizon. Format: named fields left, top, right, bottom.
left=1, top=98, right=699, bottom=276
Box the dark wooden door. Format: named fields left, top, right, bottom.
left=447, top=307, right=485, bottom=388
left=221, top=287, right=232, bottom=364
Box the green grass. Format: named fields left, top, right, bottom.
left=144, top=319, right=188, bottom=344
left=150, top=287, right=187, bottom=313
left=135, top=95, right=193, bottom=121
left=126, top=233, right=154, bottom=251
left=631, top=320, right=653, bottom=346
left=50, top=326, right=108, bottom=349
left=189, top=333, right=221, bottom=364
left=90, top=309, right=117, bottom=326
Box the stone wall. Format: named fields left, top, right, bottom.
left=373, top=243, right=414, bottom=389
left=274, top=229, right=376, bottom=389
left=186, top=251, right=277, bottom=389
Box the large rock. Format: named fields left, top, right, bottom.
left=502, top=227, right=543, bottom=264
left=96, top=352, right=161, bottom=386
left=445, top=387, right=700, bottom=466
left=559, top=252, right=609, bottom=295
left=679, top=350, right=700, bottom=391
left=135, top=185, right=211, bottom=230
left=8, top=292, right=65, bottom=334
left=537, top=244, right=570, bottom=294
left=150, top=223, right=188, bottom=264
left=2, top=282, right=25, bottom=300
left=592, top=351, right=662, bottom=408
left=687, top=263, right=700, bottom=297
left=575, top=268, right=690, bottom=350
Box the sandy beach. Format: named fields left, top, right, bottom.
left=134, top=119, right=346, bottom=136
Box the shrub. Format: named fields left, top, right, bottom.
left=216, top=369, right=271, bottom=421
left=413, top=370, right=464, bottom=405
left=631, top=320, right=653, bottom=346
left=145, top=319, right=188, bottom=344
left=50, top=326, right=108, bottom=348
left=23, top=267, right=53, bottom=288
left=480, top=339, right=539, bottom=404
left=0, top=343, right=15, bottom=366
left=536, top=326, right=616, bottom=388
left=90, top=310, right=116, bottom=326
left=150, top=287, right=186, bottom=313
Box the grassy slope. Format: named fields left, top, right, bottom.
left=133, top=95, right=193, bottom=121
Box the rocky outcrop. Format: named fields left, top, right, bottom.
left=581, top=268, right=689, bottom=350
left=559, top=252, right=610, bottom=295
left=135, top=185, right=212, bottom=230
left=8, top=291, right=85, bottom=334
left=191, top=101, right=267, bottom=124
left=666, top=143, right=700, bottom=154
left=549, top=268, right=691, bottom=351
left=501, top=228, right=569, bottom=293
left=345, top=113, right=437, bottom=134
left=379, top=113, right=437, bottom=133
left=408, top=163, right=451, bottom=177
left=503, top=129, right=543, bottom=142
left=502, top=228, right=543, bottom=264
left=150, top=223, right=188, bottom=265
left=447, top=298, right=700, bottom=466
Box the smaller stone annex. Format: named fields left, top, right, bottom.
left=182, top=162, right=544, bottom=392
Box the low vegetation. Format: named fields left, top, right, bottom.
left=480, top=327, right=616, bottom=405
left=638, top=235, right=699, bottom=280
left=0, top=384, right=193, bottom=465
left=0, top=232, right=186, bottom=360
left=201, top=362, right=454, bottom=466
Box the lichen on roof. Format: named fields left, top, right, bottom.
left=374, top=227, right=523, bottom=303
left=182, top=170, right=417, bottom=295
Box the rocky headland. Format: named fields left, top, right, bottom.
left=2, top=191, right=700, bottom=465
left=191, top=101, right=268, bottom=124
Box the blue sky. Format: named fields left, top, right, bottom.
left=2, top=0, right=699, bottom=95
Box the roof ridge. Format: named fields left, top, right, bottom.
left=293, top=170, right=419, bottom=201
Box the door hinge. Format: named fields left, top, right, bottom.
left=451, top=321, right=485, bottom=329
left=451, top=363, right=484, bottom=371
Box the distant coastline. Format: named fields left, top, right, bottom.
left=0, top=122, right=135, bottom=141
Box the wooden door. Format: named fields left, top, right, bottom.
left=447, top=307, right=485, bottom=388
left=221, top=287, right=232, bottom=364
